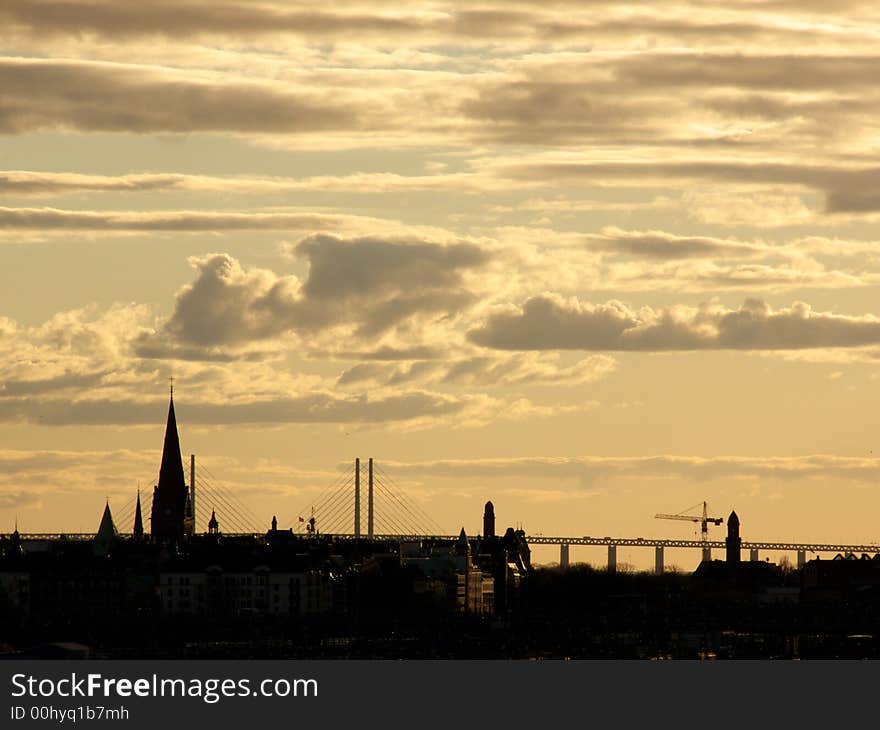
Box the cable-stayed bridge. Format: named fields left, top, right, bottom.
left=15, top=456, right=880, bottom=573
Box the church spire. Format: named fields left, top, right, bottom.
left=94, top=500, right=118, bottom=556
left=150, top=389, right=188, bottom=543
left=97, top=500, right=117, bottom=536
left=133, top=488, right=144, bottom=540
left=159, top=389, right=185, bottom=492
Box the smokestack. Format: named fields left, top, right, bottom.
left=354, top=458, right=361, bottom=538
left=368, top=458, right=374, bottom=540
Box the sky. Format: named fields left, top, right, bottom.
left=1, top=0, right=879, bottom=569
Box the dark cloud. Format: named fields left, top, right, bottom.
left=459, top=51, right=880, bottom=145
left=461, top=80, right=648, bottom=145
left=293, top=234, right=489, bottom=336
left=297, top=234, right=487, bottom=301
left=615, top=53, right=880, bottom=92
left=468, top=295, right=880, bottom=351
left=826, top=190, right=880, bottom=213
left=157, top=238, right=490, bottom=353
left=160, top=253, right=297, bottom=347
left=0, top=1, right=432, bottom=40
left=0, top=58, right=365, bottom=135
left=2, top=50, right=877, bottom=154
left=0, top=0, right=856, bottom=46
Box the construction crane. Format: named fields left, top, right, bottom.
left=655, top=501, right=724, bottom=545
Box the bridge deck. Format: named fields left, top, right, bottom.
left=12, top=532, right=880, bottom=554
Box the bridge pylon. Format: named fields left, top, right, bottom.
left=559, top=543, right=570, bottom=569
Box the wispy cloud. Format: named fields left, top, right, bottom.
left=384, top=454, right=880, bottom=484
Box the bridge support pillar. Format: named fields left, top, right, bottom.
left=797, top=550, right=806, bottom=569
left=750, top=548, right=759, bottom=562
left=607, top=544, right=617, bottom=573
left=702, top=545, right=711, bottom=563
left=560, top=543, right=570, bottom=569
left=654, top=546, right=664, bottom=575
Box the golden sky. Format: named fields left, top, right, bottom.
left=1, top=0, right=879, bottom=568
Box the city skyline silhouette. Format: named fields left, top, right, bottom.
left=1, top=0, right=879, bottom=577
left=7, top=391, right=878, bottom=575
left=1, top=398, right=874, bottom=660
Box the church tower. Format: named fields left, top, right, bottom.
left=151, top=389, right=188, bottom=544
left=483, top=501, right=495, bottom=539
left=208, top=509, right=219, bottom=535
left=726, top=510, right=741, bottom=563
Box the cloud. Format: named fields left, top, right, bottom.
left=0, top=206, right=366, bottom=232
left=6, top=46, right=879, bottom=155
left=458, top=52, right=880, bottom=147
left=0, top=1, right=787, bottom=45
left=154, top=239, right=491, bottom=352
left=615, top=53, right=880, bottom=92
left=0, top=490, right=43, bottom=510
left=585, top=228, right=768, bottom=259
left=0, top=170, right=502, bottom=197
left=0, top=1, right=433, bottom=41
left=601, top=261, right=870, bottom=292
left=0, top=386, right=567, bottom=430
left=2, top=301, right=562, bottom=430
left=0, top=447, right=153, bottom=480
left=0, top=391, right=479, bottom=426
left=322, top=345, right=447, bottom=361
left=156, top=253, right=299, bottom=347
left=383, top=454, right=880, bottom=484
left=682, top=190, right=816, bottom=227
left=461, top=78, right=656, bottom=145
left=501, top=159, right=880, bottom=214
left=0, top=304, right=154, bottom=398
left=291, top=234, right=490, bottom=335
left=468, top=295, right=880, bottom=351
left=336, top=353, right=617, bottom=388
left=3, top=44, right=879, bottom=160
left=0, top=304, right=311, bottom=410
left=0, top=57, right=370, bottom=135
left=4, top=1, right=871, bottom=55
